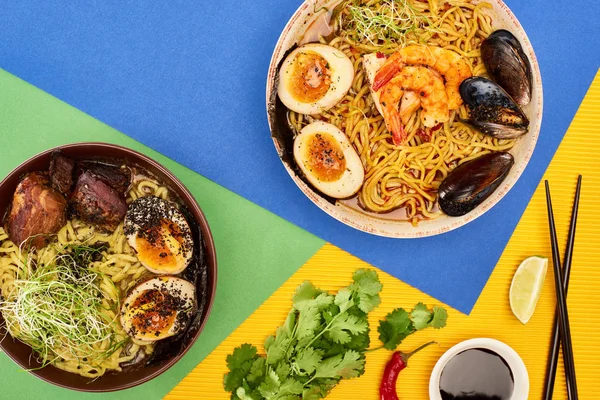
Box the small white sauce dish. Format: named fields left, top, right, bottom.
left=429, top=338, right=529, bottom=399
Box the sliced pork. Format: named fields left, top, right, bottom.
left=76, top=161, right=131, bottom=196
left=70, top=171, right=128, bottom=231
left=4, top=172, right=67, bottom=249
left=49, top=151, right=75, bottom=196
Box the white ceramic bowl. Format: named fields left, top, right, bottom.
left=429, top=338, right=529, bottom=399
left=266, top=0, right=543, bottom=238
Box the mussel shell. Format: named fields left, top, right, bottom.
left=481, top=29, right=532, bottom=105
left=460, top=76, right=529, bottom=139
left=438, top=152, right=514, bottom=217
left=461, top=120, right=528, bottom=140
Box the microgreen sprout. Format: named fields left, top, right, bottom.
left=345, top=0, right=441, bottom=49
left=0, top=245, right=124, bottom=368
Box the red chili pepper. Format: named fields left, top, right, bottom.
left=416, top=128, right=430, bottom=142
left=376, top=51, right=386, bottom=58
left=380, top=341, right=436, bottom=400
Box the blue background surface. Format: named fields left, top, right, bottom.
left=0, top=0, right=598, bottom=313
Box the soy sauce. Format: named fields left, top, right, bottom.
left=439, top=348, right=514, bottom=400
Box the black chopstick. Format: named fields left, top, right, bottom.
left=543, top=175, right=582, bottom=400
left=544, top=180, right=579, bottom=400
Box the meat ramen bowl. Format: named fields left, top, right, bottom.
left=266, top=0, right=543, bottom=238
left=0, top=143, right=217, bottom=392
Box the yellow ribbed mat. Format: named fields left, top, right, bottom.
left=167, top=71, right=600, bottom=399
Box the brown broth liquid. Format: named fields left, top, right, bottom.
left=439, top=348, right=514, bottom=400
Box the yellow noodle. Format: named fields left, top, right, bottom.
left=291, top=0, right=514, bottom=224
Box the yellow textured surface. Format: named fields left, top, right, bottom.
left=167, top=71, right=600, bottom=399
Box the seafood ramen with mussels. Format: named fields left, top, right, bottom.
left=269, top=0, right=538, bottom=230
left=0, top=151, right=205, bottom=378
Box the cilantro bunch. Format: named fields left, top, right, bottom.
left=223, top=269, right=447, bottom=400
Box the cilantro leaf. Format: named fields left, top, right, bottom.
left=310, top=293, right=335, bottom=310
left=266, top=327, right=291, bottom=365
left=310, top=336, right=347, bottom=359
left=302, top=386, right=324, bottom=400
left=224, top=368, right=249, bottom=393
left=292, top=281, right=319, bottom=310
left=296, top=307, right=321, bottom=340
left=264, top=335, right=275, bottom=352
left=279, top=378, right=304, bottom=395
left=314, top=350, right=364, bottom=379
left=224, top=344, right=259, bottom=392
left=349, top=269, right=382, bottom=313
left=226, top=343, right=257, bottom=371
left=235, top=387, right=257, bottom=400
left=293, top=283, right=333, bottom=312
left=351, top=269, right=382, bottom=296
left=431, top=306, right=448, bottom=329
left=355, top=291, right=381, bottom=313
left=275, top=361, right=291, bottom=382
left=327, top=313, right=368, bottom=344
left=247, top=357, right=266, bottom=386
left=321, top=303, right=340, bottom=325
left=258, top=368, right=281, bottom=398
left=334, top=288, right=353, bottom=313
left=293, top=347, right=323, bottom=376
left=283, top=310, right=296, bottom=336
left=346, top=329, right=370, bottom=352
left=410, top=302, right=432, bottom=330
left=378, top=308, right=413, bottom=350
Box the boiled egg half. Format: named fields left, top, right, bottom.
left=294, top=121, right=364, bottom=198
left=124, top=196, right=194, bottom=275
left=120, top=276, right=196, bottom=342
left=278, top=43, right=354, bottom=115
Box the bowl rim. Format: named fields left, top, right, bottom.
left=428, top=338, right=529, bottom=399
left=0, top=142, right=218, bottom=392
left=265, top=0, right=544, bottom=238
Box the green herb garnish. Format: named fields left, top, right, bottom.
left=223, top=269, right=447, bottom=399
left=343, top=0, right=441, bottom=51
left=0, top=244, right=123, bottom=367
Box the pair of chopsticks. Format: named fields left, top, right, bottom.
left=543, top=175, right=582, bottom=400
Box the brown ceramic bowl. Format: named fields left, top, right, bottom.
left=0, top=143, right=217, bottom=392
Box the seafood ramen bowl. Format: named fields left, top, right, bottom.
left=266, top=0, right=543, bottom=238
left=0, top=143, right=217, bottom=391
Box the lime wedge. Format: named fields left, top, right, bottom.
left=509, top=256, right=548, bottom=324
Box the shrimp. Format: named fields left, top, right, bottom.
left=372, top=45, right=472, bottom=110
left=399, top=91, right=421, bottom=125
left=378, top=66, right=449, bottom=145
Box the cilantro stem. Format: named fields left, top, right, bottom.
left=366, top=345, right=385, bottom=352
left=303, top=310, right=341, bottom=351
left=304, top=374, right=317, bottom=387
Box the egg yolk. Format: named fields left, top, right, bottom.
left=135, top=219, right=184, bottom=271
left=130, top=289, right=177, bottom=334
left=303, top=133, right=346, bottom=182
left=288, top=51, right=332, bottom=103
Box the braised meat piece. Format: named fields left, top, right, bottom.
left=70, top=171, right=128, bottom=231
left=77, top=161, right=131, bottom=195
left=4, top=172, right=67, bottom=249
left=49, top=151, right=74, bottom=196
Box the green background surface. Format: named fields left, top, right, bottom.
left=0, top=69, right=325, bottom=399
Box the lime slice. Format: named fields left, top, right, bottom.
left=509, top=256, right=548, bottom=324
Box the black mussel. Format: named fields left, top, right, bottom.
left=460, top=76, right=529, bottom=139
left=438, top=152, right=514, bottom=217
left=481, top=29, right=532, bottom=105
